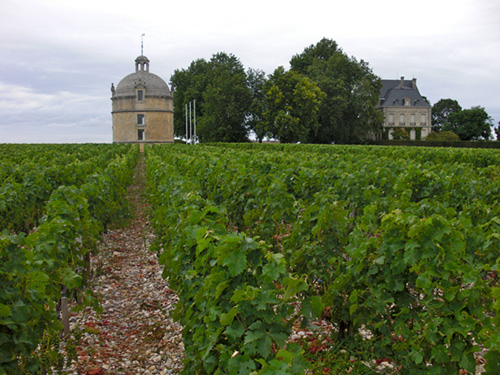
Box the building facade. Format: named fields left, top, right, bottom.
left=111, top=55, right=174, bottom=144
left=377, top=77, right=432, bottom=140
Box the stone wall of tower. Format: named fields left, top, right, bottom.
left=112, top=110, right=173, bottom=142
left=112, top=97, right=174, bottom=143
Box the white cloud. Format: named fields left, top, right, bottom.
left=0, top=82, right=111, bottom=143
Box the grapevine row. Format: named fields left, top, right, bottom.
left=147, top=144, right=500, bottom=374
left=0, top=144, right=134, bottom=233
left=0, top=144, right=139, bottom=374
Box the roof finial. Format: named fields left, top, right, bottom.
left=141, top=33, right=145, bottom=56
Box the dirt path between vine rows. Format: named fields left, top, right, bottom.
left=61, top=155, right=184, bottom=375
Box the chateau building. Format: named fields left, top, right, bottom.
left=111, top=55, right=174, bottom=144
left=377, top=77, right=432, bottom=140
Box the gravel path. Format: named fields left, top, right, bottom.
left=61, top=156, right=184, bottom=375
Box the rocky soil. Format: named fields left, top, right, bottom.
left=61, top=157, right=184, bottom=375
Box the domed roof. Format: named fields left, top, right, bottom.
left=114, top=55, right=172, bottom=99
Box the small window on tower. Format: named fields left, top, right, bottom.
left=138, top=129, right=145, bottom=141
left=137, top=114, right=145, bottom=125
left=137, top=90, right=144, bottom=101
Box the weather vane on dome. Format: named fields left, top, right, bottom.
left=141, top=33, right=146, bottom=56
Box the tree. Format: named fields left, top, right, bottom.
left=170, top=58, right=209, bottom=139
left=431, top=98, right=462, bottom=132
left=170, top=52, right=251, bottom=142
left=261, top=67, right=325, bottom=143
left=289, top=38, right=383, bottom=144
left=246, top=68, right=267, bottom=142
left=391, top=128, right=410, bottom=141
left=494, top=121, right=500, bottom=141
left=200, top=53, right=252, bottom=142
left=443, top=106, right=493, bottom=141
left=424, top=131, right=460, bottom=141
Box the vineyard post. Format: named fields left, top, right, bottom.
left=189, top=101, right=192, bottom=145
left=185, top=103, right=188, bottom=144
left=61, top=297, right=70, bottom=337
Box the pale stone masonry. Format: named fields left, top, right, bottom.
left=377, top=77, right=432, bottom=140
left=111, top=55, right=174, bottom=144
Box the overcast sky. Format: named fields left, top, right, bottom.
left=1, top=0, right=499, bottom=143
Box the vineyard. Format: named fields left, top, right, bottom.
left=1, top=143, right=500, bottom=374
left=0, top=144, right=139, bottom=373
left=146, top=143, right=500, bottom=374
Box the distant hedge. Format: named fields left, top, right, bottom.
left=367, top=140, right=500, bottom=148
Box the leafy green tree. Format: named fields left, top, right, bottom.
left=431, top=98, right=462, bottom=132
left=170, top=58, right=209, bottom=139
left=443, top=106, right=493, bottom=141
left=261, top=67, right=325, bottom=143
left=200, top=53, right=252, bottom=142
left=290, top=38, right=383, bottom=144
left=246, top=68, right=267, bottom=142
left=424, top=130, right=460, bottom=141
left=494, top=121, right=500, bottom=141
left=391, top=127, right=410, bottom=140
left=170, top=53, right=251, bottom=142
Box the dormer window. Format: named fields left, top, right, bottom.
left=137, top=90, right=144, bottom=101
left=404, top=98, right=411, bottom=106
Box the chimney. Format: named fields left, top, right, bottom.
left=400, top=76, right=405, bottom=87
left=412, top=78, right=417, bottom=89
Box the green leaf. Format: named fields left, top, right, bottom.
left=459, top=351, right=475, bottom=372
left=228, top=355, right=256, bottom=375
left=224, top=321, right=245, bottom=340
left=0, top=304, right=12, bottom=318
left=231, top=286, right=261, bottom=303
left=244, top=328, right=266, bottom=345
left=350, top=303, right=358, bottom=315
left=219, top=236, right=247, bottom=276
left=220, top=307, right=238, bottom=326
left=262, top=252, right=286, bottom=280
left=431, top=345, right=448, bottom=364
left=411, top=349, right=424, bottom=365
left=349, top=290, right=358, bottom=303
left=485, top=350, right=500, bottom=374
left=282, top=277, right=306, bottom=301
left=274, top=349, right=295, bottom=364
left=416, top=273, right=432, bottom=289
left=215, top=280, right=229, bottom=299
left=310, top=295, right=324, bottom=318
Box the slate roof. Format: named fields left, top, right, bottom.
left=379, top=78, right=430, bottom=108
left=114, top=56, right=172, bottom=99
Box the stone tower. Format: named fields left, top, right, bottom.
left=111, top=55, right=174, bottom=144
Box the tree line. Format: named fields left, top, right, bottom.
left=170, top=38, right=382, bottom=144
left=171, top=38, right=497, bottom=143
left=431, top=98, right=497, bottom=141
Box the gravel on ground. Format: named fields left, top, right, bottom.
left=60, top=156, right=184, bottom=375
